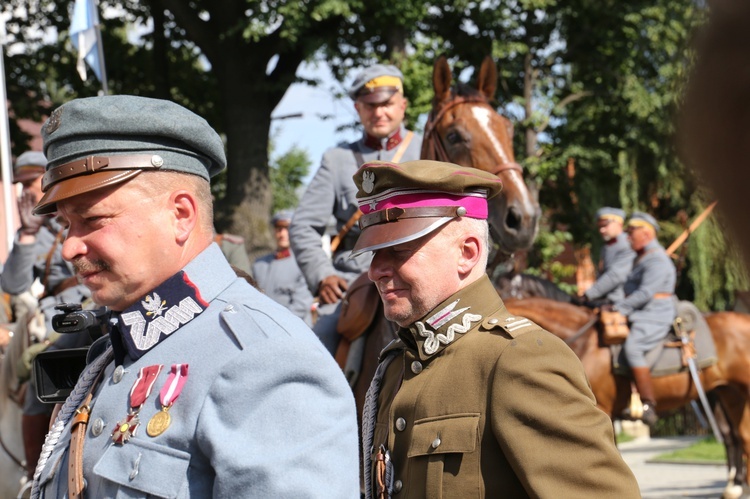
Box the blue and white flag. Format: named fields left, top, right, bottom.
left=69, top=0, right=103, bottom=82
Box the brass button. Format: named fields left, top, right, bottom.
left=431, top=436, right=441, bottom=449
left=411, top=361, right=422, bottom=374
left=395, top=417, right=406, bottom=431
left=394, top=480, right=403, bottom=493
left=112, top=365, right=125, bottom=384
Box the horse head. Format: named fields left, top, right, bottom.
left=422, top=55, right=540, bottom=257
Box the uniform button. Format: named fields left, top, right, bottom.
left=224, top=304, right=235, bottom=313
left=91, top=418, right=104, bottom=437
left=488, top=318, right=499, bottom=324
left=395, top=417, right=406, bottom=431
left=112, top=365, right=125, bottom=383
left=411, top=361, right=422, bottom=374
left=394, top=480, right=403, bottom=493
left=431, top=436, right=441, bottom=449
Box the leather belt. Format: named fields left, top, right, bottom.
left=359, top=206, right=465, bottom=230
left=653, top=293, right=673, bottom=299
left=43, top=154, right=164, bottom=191
left=68, top=368, right=106, bottom=498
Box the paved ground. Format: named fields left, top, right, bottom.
left=619, top=436, right=745, bottom=498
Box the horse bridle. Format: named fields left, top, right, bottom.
left=422, top=95, right=524, bottom=177
left=423, top=94, right=525, bottom=265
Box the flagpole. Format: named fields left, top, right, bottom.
left=0, top=16, right=16, bottom=257
left=93, top=0, right=108, bottom=95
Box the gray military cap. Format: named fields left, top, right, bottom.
left=595, top=207, right=626, bottom=223
left=627, top=211, right=660, bottom=232
left=348, top=64, right=404, bottom=104
left=34, top=95, right=226, bottom=215
left=271, top=210, right=294, bottom=227
left=13, top=151, right=47, bottom=183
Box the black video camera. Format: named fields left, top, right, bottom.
left=34, top=303, right=110, bottom=404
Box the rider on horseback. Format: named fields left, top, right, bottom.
left=613, top=212, right=677, bottom=428
left=580, top=207, right=635, bottom=304
left=289, top=64, right=422, bottom=355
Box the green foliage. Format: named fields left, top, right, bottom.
left=269, top=145, right=312, bottom=214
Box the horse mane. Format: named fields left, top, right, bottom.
left=494, top=272, right=573, bottom=303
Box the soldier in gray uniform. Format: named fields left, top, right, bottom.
left=30, top=95, right=359, bottom=498
left=290, top=64, right=422, bottom=355
left=0, top=150, right=94, bottom=479
left=613, top=212, right=677, bottom=427
left=582, top=207, right=636, bottom=303
left=252, top=210, right=314, bottom=326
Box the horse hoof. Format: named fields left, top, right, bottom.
left=721, top=483, right=743, bottom=499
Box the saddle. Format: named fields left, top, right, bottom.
left=611, top=301, right=718, bottom=377
left=334, top=272, right=382, bottom=369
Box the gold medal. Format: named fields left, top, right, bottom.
left=147, top=407, right=172, bottom=437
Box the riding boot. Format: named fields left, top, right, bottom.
left=631, top=366, right=659, bottom=429
left=22, top=413, right=51, bottom=478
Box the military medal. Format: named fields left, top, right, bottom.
left=147, top=363, right=189, bottom=437
left=112, top=364, right=163, bottom=444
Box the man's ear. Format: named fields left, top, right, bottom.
left=171, top=190, right=198, bottom=244
left=458, top=235, right=481, bottom=275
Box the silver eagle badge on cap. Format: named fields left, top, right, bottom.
left=362, top=171, right=375, bottom=194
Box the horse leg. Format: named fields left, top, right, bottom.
left=711, top=386, right=749, bottom=498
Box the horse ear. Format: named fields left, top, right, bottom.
left=433, top=55, right=453, bottom=103
left=477, top=55, right=497, bottom=100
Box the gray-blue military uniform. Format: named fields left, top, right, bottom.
left=252, top=248, right=314, bottom=326
left=0, top=218, right=91, bottom=331
left=584, top=232, right=636, bottom=303
left=289, top=126, right=422, bottom=353
left=1, top=219, right=92, bottom=417
left=614, top=238, right=677, bottom=367
left=35, top=244, right=360, bottom=498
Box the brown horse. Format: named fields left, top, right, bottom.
left=422, top=55, right=540, bottom=256
left=337, top=55, right=541, bottom=420
left=504, top=297, right=750, bottom=498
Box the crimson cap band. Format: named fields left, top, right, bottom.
left=34, top=95, right=226, bottom=215
left=350, top=160, right=503, bottom=257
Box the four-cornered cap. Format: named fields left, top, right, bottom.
left=348, top=64, right=404, bottom=104
left=34, top=95, right=227, bottom=215
left=596, top=207, right=626, bottom=224
left=13, top=151, right=48, bottom=183
left=271, top=210, right=294, bottom=228
left=627, top=211, right=660, bottom=232
left=350, top=160, right=503, bottom=257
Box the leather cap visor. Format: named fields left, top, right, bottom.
left=34, top=169, right=142, bottom=215
left=13, top=165, right=45, bottom=184
left=356, top=87, right=400, bottom=104
left=350, top=216, right=454, bottom=257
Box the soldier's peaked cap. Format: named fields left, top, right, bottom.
left=627, top=211, right=660, bottom=232
left=596, top=207, right=626, bottom=223
left=34, top=95, right=226, bottom=215
left=350, top=160, right=503, bottom=257
left=348, top=64, right=404, bottom=104
left=13, top=151, right=47, bottom=183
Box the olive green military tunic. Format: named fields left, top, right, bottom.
left=365, top=276, right=640, bottom=498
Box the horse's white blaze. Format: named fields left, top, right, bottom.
left=470, top=106, right=536, bottom=212
left=504, top=169, right=536, bottom=211
left=471, top=106, right=511, bottom=165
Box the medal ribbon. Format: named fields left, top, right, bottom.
left=130, top=364, right=163, bottom=409
left=159, top=364, right=189, bottom=408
